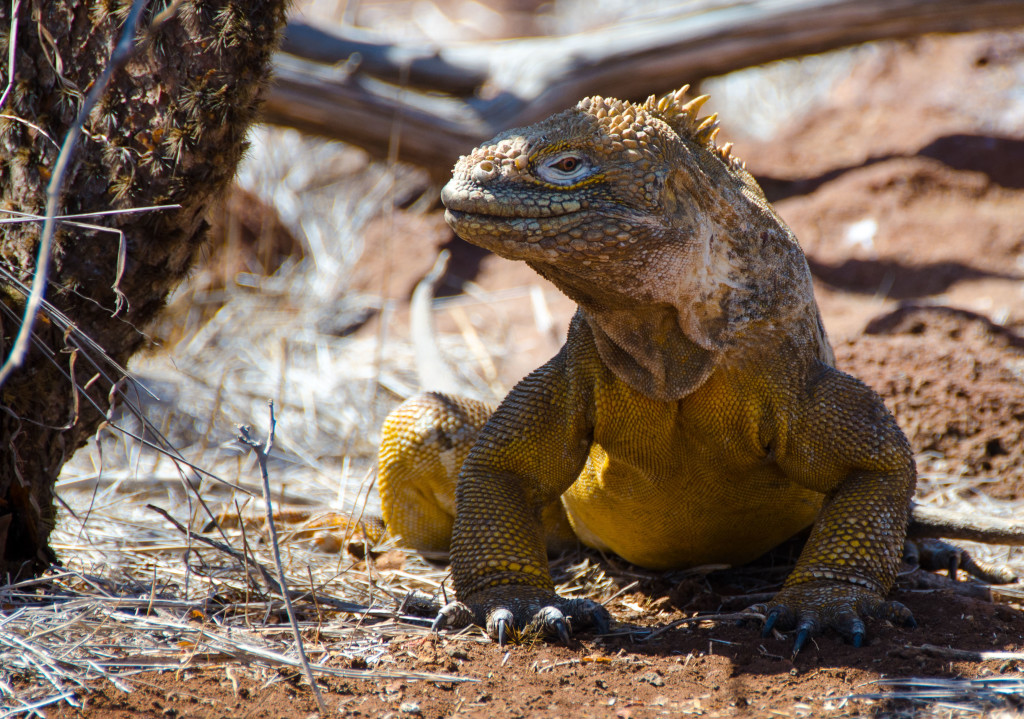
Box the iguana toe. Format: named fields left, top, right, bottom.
left=444, top=587, right=609, bottom=645
left=907, top=538, right=1018, bottom=584
left=834, top=614, right=867, bottom=648
left=757, top=604, right=792, bottom=637
left=874, top=598, right=916, bottom=628
left=432, top=600, right=475, bottom=632
left=487, top=608, right=514, bottom=646
left=560, top=597, right=612, bottom=638
left=531, top=606, right=572, bottom=645
left=591, top=603, right=611, bottom=635
left=753, top=581, right=916, bottom=654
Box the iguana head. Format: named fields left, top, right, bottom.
left=442, top=87, right=827, bottom=399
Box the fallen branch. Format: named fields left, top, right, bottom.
left=264, top=0, right=1024, bottom=179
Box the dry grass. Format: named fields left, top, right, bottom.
left=4, top=15, right=1024, bottom=716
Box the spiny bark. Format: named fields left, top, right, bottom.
left=0, top=0, right=289, bottom=578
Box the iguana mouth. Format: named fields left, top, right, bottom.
left=443, top=207, right=584, bottom=225
left=441, top=180, right=584, bottom=220
left=443, top=205, right=592, bottom=243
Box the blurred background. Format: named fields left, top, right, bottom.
left=54, top=0, right=1024, bottom=565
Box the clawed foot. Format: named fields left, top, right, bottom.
left=431, top=585, right=611, bottom=646
left=905, top=538, right=1017, bottom=584
left=749, top=581, right=916, bottom=656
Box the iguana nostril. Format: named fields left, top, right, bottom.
left=472, top=160, right=499, bottom=183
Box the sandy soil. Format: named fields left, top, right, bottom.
left=48, top=28, right=1024, bottom=719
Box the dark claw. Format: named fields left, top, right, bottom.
left=851, top=617, right=866, bottom=648
left=948, top=553, right=960, bottom=582
left=761, top=611, right=779, bottom=638
left=430, top=613, right=446, bottom=633
left=554, top=617, right=571, bottom=645
left=878, top=600, right=917, bottom=629
left=792, top=627, right=811, bottom=655
left=487, top=607, right=515, bottom=645
left=497, top=617, right=509, bottom=647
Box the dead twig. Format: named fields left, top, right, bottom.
left=908, top=643, right=1024, bottom=662
left=640, top=611, right=765, bottom=642
left=237, top=400, right=326, bottom=716
left=267, top=0, right=1024, bottom=178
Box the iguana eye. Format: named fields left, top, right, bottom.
left=537, top=152, right=591, bottom=184
left=553, top=157, right=579, bottom=172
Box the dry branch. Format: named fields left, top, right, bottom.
left=237, top=403, right=326, bottom=715
left=264, top=0, right=1024, bottom=179
left=911, top=643, right=1024, bottom=662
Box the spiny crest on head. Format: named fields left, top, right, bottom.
left=577, top=95, right=636, bottom=128
left=576, top=95, right=646, bottom=152
left=642, top=86, right=744, bottom=169
left=576, top=87, right=742, bottom=168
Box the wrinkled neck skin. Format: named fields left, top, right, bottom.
left=585, top=304, right=717, bottom=402
left=528, top=172, right=825, bottom=402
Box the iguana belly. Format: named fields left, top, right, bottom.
left=561, top=442, right=823, bottom=570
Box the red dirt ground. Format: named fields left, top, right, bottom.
left=49, top=27, right=1024, bottom=719
left=49, top=584, right=1024, bottom=718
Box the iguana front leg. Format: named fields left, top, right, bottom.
left=761, top=363, right=917, bottom=653
left=433, top=352, right=610, bottom=644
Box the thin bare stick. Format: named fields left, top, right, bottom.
left=0, top=0, right=149, bottom=388
left=0, top=204, right=180, bottom=224
left=0, top=0, right=24, bottom=112
left=910, top=643, right=1024, bottom=662
left=0, top=205, right=177, bottom=317
left=640, top=611, right=765, bottom=642
left=0, top=114, right=58, bottom=149
left=237, top=401, right=326, bottom=715
left=146, top=504, right=280, bottom=596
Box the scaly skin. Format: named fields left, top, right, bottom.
left=379, top=87, right=924, bottom=649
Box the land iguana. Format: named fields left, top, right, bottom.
left=375, top=86, right=1024, bottom=652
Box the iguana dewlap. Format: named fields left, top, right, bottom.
left=374, top=87, right=996, bottom=650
